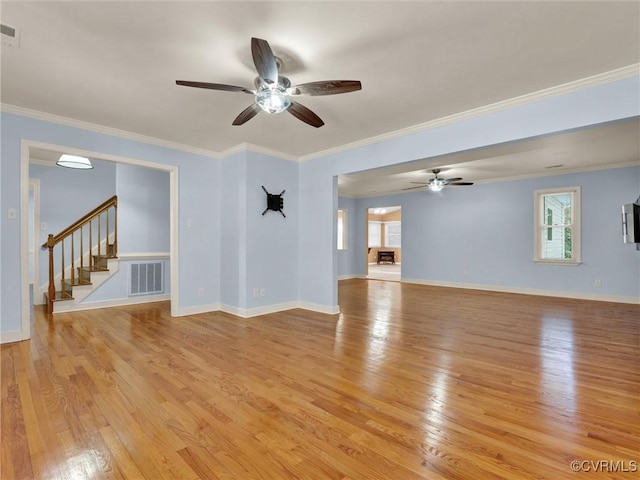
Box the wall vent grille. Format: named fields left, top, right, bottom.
left=129, top=262, right=163, bottom=296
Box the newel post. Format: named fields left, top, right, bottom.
left=46, top=234, right=55, bottom=314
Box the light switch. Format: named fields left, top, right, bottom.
left=7, top=208, right=17, bottom=220
left=40, top=222, right=48, bottom=230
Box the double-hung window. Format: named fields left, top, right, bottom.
left=384, top=221, right=401, bottom=248
left=368, top=221, right=382, bottom=248
left=534, top=186, right=581, bottom=265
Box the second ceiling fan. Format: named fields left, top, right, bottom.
left=403, top=169, right=474, bottom=192
left=176, top=37, right=362, bottom=128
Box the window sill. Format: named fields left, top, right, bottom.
left=534, top=259, right=582, bottom=266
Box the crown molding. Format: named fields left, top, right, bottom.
left=299, top=63, right=640, bottom=162
left=0, top=103, right=221, bottom=159
left=219, top=142, right=298, bottom=162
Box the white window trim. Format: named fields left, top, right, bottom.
left=337, top=208, right=348, bottom=251
left=533, top=186, right=582, bottom=266
left=384, top=221, right=401, bottom=248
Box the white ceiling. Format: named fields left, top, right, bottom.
left=3, top=1, right=639, bottom=191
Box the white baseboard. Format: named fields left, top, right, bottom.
left=54, top=293, right=171, bottom=313
left=178, top=300, right=340, bottom=318
left=0, top=329, right=25, bottom=344
left=401, top=278, right=640, bottom=304
left=297, top=301, right=340, bottom=315
left=338, top=274, right=366, bottom=280
left=221, top=301, right=300, bottom=318
left=175, top=303, right=221, bottom=316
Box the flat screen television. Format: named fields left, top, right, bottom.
left=622, top=202, right=640, bottom=243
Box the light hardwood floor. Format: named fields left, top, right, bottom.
left=2, top=280, right=639, bottom=479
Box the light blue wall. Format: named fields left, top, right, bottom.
left=245, top=151, right=299, bottom=308
left=347, top=167, right=640, bottom=298
left=1, top=112, right=219, bottom=334
left=299, top=76, right=640, bottom=308
left=220, top=151, right=247, bottom=308
left=220, top=151, right=299, bottom=309
left=116, top=163, right=170, bottom=253
left=338, top=196, right=358, bottom=277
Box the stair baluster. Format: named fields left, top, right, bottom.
left=71, top=231, right=75, bottom=286
left=61, top=238, right=65, bottom=298
left=89, top=219, right=93, bottom=271
left=80, top=225, right=84, bottom=280
left=97, top=212, right=101, bottom=264
left=46, top=234, right=55, bottom=313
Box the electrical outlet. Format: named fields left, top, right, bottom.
left=260, top=288, right=266, bottom=297
left=197, top=287, right=204, bottom=298
left=252, top=289, right=259, bottom=298
left=463, top=270, right=470, bottom=280
left=594, top=279, right=602, bottom=287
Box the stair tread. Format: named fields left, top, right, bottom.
left=48, top=291, right=74, bottom=302
left=63, top=278, right=92, bottom=286
left=80, top=266, right=109, bottom=272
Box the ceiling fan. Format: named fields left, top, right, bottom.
left=403, top=169, right=474, bottom=192
left=176, top=37, right=362, bottom=128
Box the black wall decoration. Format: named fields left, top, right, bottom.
left=262, top=186, right=286, bottom=217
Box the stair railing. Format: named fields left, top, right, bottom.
left=42, top=195, right=118, bottom=314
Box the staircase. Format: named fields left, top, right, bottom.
left=42, top=196, right=118, bottom=314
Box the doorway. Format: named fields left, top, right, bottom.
left=19, top=141, right=179, bottom=342
left=366, top=206, right=401, bottom=281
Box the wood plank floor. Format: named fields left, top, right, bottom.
left=2, top=280, right=639, bottom=479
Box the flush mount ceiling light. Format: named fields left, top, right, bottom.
left=56, top=154, right=94, bottom=169
left=176, top=37, right=362, bottom=128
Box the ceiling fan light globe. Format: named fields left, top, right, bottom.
left=428, top=179, right=445, bottom=192
left=255, top=84, right=290, bottom=114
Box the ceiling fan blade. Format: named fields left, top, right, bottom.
left=448, top=182, right=474, bottom=186
left=176, top=80, right=253, bottom=94
left=443, top=177, right=463, bottom=184
left=287, top=80, right=362, bottom=96
left=232, top=103, right=261, bottom=126
left=251, top=37, right=278, bottom=85
left=402, top=185, right=427, bottom=191
left=287, top=101, right=324, bottom=128
left=410, top=182, right=429, bottom=185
